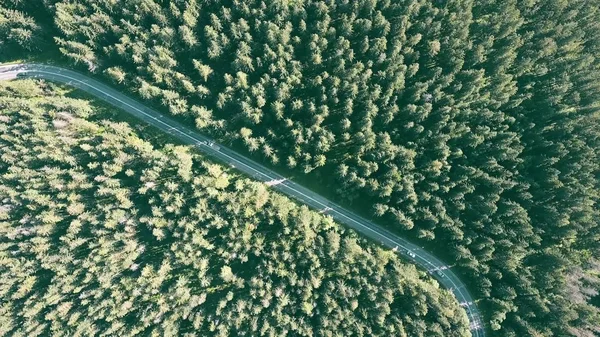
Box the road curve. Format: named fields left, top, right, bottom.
left=0, top=63, right=485, bottom=336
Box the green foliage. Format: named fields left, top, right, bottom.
left=0, top=79, right=470, bottom=336
left=7, top=0, right=600, bottom=334
left=0, top=6, right=40, bottom=53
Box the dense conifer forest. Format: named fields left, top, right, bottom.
left=1, top=0, right=600, bottom=336
left=0, top=79, right=471, bottom=336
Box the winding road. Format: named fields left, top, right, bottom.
left=1, top=63, right=485, bottom=336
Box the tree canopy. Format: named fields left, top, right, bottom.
left=3, top=0, right=600, bottom=335
left=0, top=79, right=470, bottom=336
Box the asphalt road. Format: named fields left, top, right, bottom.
left=0, top=63, right=485, bottom=336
